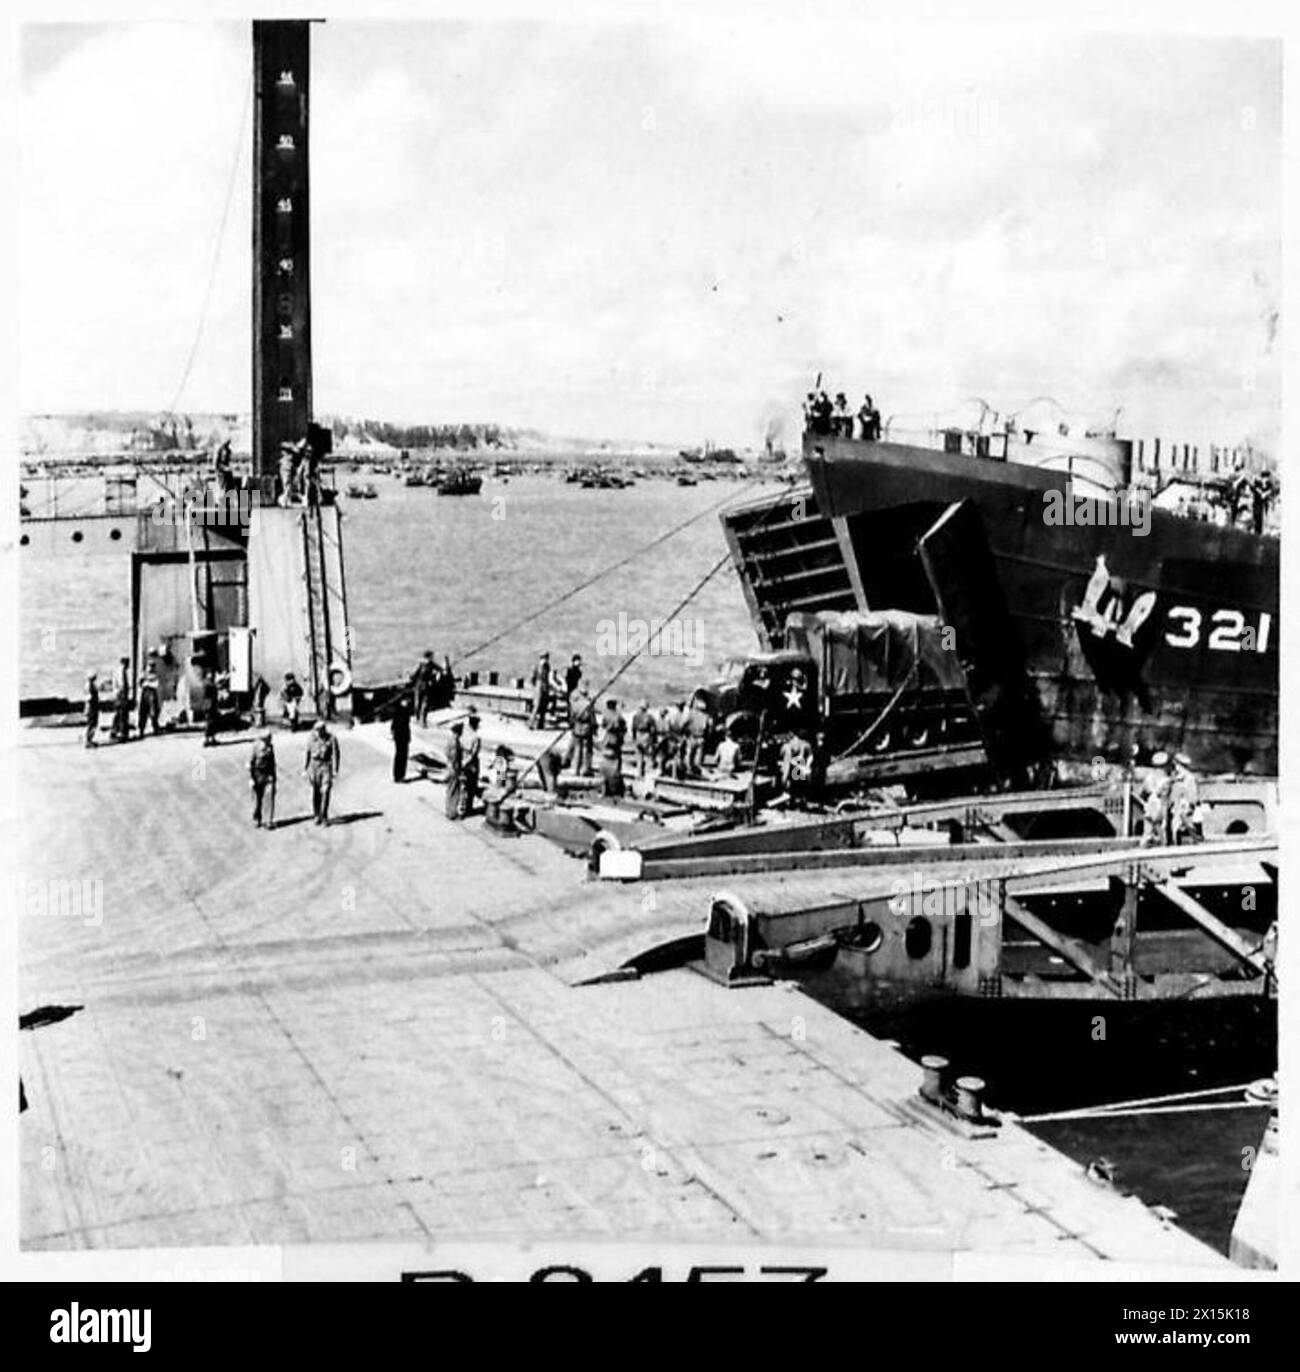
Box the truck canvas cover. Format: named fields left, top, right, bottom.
left=783, top=609, right=965, bottom=696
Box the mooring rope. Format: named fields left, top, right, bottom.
left=456, top=482, right=752, bottom=664
left=1010, top=1080, right=1271, bottom=1125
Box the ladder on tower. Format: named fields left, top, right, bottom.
left=299, top=501, right=351, bottom=718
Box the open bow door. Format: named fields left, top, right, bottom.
left=917, top=499, right=1046, bottom=786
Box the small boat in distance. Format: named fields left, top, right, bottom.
left=438, top=468, right=483, bottom=496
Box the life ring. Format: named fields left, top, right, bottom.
left=327, top=661, right=353, bottom=695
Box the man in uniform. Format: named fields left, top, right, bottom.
left=445, top=721, right=465, bottom=819
left=630, top=699, right=658, bottom=778
left=812, top=390, right=834, bottom=435
left=570, top=687, right=595, bottom=776
left=564, top=653, right=584, bottom=701
left=684, top=696, right=710, bottom=776
left=84, top=672, right=100, bottom=749
left=1138, top=751, right=1173, bottom=846
left=251, top=674, right=271, bottom=728
left=537, top=731, right=573, bottom=792
left=1169, top=754, right=1203, bottom=845
left=599, top=699, right=627, bottom=797
left=249, top=730, right=277, bottom=829
left=858, top=393, right=880, bottom=441
left=203, top=670, right=225, bottom=747
left=833, top=392, right=851, bottom=437
left=431, top=653, right=456, bottom=710
left=529, top=651, right=554, bottom=729
left=303, top=720, right=341, bottom=826
left=390, top=693, right=412, bottom=783
left=1251, top=468, right=1276, bottom=536
left=715, top=730, right=741, bottom=775
left=110, top=656, right=132, bottom=742
left=412, top=651, right=436, bottom=727
left=137, top=659, right=161, bottom=736
left=460, top=709, right=482, bottom=817
left=280, top=671, right=304, bottom=730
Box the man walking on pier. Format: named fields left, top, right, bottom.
left=249, top=731, right=277, bottom=829
left=84, top=672, right=100, bottom=749
left=304, top=721, right=341, bottom=826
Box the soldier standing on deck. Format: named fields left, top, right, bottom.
left=249, top=731, right=277, bottom=829
left=631, top=700, right=658, bottom=778
left=684, top=696, right=709, bottom=776
left=1170, top=754, right=1203, bottom=845
left=564, top=653, right=584, bottom=701
left=529, top=651, right=554, bottom=729
left=84, top=672, right=99, bottom=749
left=390, top=693, right=412, bottom=783
left=304, top=720, right=341, bottom=826
left=570, top=687, right=595, bottom=776
left=1138, top=751, right=1172, bottom=846
left=599, top=699, right=627, bottom=797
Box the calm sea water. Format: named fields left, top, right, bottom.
left=19, top=471, right=768, bottom=700
left=19, top=468, right=1268, bottom=1255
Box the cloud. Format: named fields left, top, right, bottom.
left=19, top=21, right=1280, bottom=450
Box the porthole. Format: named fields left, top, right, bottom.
left=851, top=920, right=884, bottom=955
left=904, top=916, right=932, bottom=960
left=109, top=527, right=122, bottom=541
left=20, top=533, right=29, bottom=547
left=71, top=530, right=83, bottom=543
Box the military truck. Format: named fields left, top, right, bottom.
left=694, top=608, right=991, bottom=795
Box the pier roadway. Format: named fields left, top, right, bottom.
left=15, top=722, right=1225, bottom=1267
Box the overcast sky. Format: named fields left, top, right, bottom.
left=18, top=18, right=1281, bottom=448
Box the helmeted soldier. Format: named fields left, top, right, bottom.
left=303, top=720, right=341, bottom=826
left=631, top=699, right=658, bottom=778
left=249, top=730, right=277, bottom=828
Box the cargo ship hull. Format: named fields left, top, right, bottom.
left=722, top=434, right=1278, bottom=777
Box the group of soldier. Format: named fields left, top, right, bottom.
left=525, top=648, right=734, bottom=795
left=1135, top=751, right=1203, bottom=847
left=82, top=656, right=342, bottom=829
left=803, top=389, right=881, bottom=441
left=83, top=657, right=160, bottom=749
left=245, top=720, right=342, bottom=829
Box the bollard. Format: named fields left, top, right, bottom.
left=954, top=1075, right=985, bottom=1122
left=920, top=1055, right=949, bottom=1106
